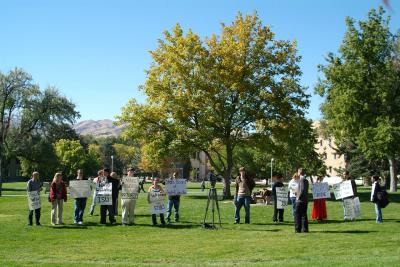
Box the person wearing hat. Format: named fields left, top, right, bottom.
left=234, top=167, right=255, bottom=224
left=100, top=168, right=116, bottom=225
left=121, top=168, right=138, bottom=225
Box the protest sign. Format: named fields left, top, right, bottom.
left=28, top=191, right=41, bottom=210
left=69, top=180, right=92, bottom=198
left=343, top=197, right=362, bottom=220
left=149, top=191, right=166, bottom=214
left=165, top=179, right=187, bottom=196
left=96, top=182, right=112, bottom=205
left=312, top=182, right=331, bottom=199
left=332, top=180, right=354, bottom=200
left=343, top=198, right=355, bottom=219
left=353, top=197, right=361, bottom=218
left=276, top=187, right=288, bottom=209
left=121, top=176, right=139, bottom=200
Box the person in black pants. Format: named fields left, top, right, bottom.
left=272, top=173, right=284, bottom=222
left=295, top=168, right=309, bottom=233
left=100, top=168, right=116, bottom=225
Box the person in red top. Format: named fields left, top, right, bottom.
left=311, top=176, right=328, bottom=222
left=49, top=172, right=67, bottom=225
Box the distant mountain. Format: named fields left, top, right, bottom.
left=73, top=119, right=125, bottom=137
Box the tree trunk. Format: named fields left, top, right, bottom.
left=223, top=144, right=234, bottom=199
left=0, top=157, right=3, bottom=197
left=388, top=156, right=398, bottom=192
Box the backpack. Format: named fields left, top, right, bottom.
left=377, top=191, right=389, bottom=208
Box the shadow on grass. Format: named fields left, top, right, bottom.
left=312, top=230, right=377, bottom=234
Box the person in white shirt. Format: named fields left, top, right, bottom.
left=89, top=170, right=103, bottom=216
left=288, top=173, right=300, bottom=218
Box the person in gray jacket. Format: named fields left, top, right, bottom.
left=295, top=168, right=309, bottom=233
left=27, top=172, right=42, bottom=226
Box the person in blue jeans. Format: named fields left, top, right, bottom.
left=27, top=171, right=42, bottom=226
left=371, top=175, right=383, bottom=223
left=74, top=169, right=87, bottom=225
left=288, top=173, right=300, bottom=219
left=234, top=167, right=255, bottom=224
left=166, top=172, right=180, bottom=223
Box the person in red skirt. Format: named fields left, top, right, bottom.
left=312, top=176, right=327, bottom=222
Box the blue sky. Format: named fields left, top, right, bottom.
left=1, top=0, right=399, bottom=122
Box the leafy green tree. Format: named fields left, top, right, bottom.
left=54, top=139, right=87, bottom=179
left=0, top=68, right=79, bottom=195
left=113, top=143, right=140, bottom=171
left=118, top=13, right=309, bottom=197
left=316, top=7, right=400, bottom=191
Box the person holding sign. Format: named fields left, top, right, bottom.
left=272, top=173, right=285, bottom=223
left=49, top=173, right=67, bottom=225
left=89, top=170, right=104, bottom=216
left=72, top=169, right=90, bottom=225
left=166, top=172, right=181, bottom=223
left=110, top=171, right=121, bottom=216
left=121, top=168, right=139, bottom=225
left=234, top=167, right=255, bottom=224
left=311, top=176, right=328, bottom=221
left=295, top=168, right=309, bottom=233
left=342, top=171, right=357, bottom=221
left=26, top=171, right=42, bottom=226
left=371, top=175, right=383, bottom=223
left=100, top=168, right=116, bottom=225
left=147, top=177, right=166, bottom=226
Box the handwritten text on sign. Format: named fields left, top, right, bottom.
left=312, top=182, right=331, bottom=199
left=276, top=187, right=288, bottom=209
left=332, top=180, right=354, bottom=200
left=69, top=180, right=92, bottom=198
left=28, top=191, right=41, bottom=210
left=96, top=183, right=112, bottom=205
left=343, top=197, right=361, bottom=220
left=121, top=176, right=139, bottom=199
left=165, top=179, right=187, bottom=196
left=149, top=191, right=166, bottom=214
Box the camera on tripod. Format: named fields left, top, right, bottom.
left=209, top=172, right=217, bottom=188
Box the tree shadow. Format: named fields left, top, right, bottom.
left=312, top=230, right=377, bottom=234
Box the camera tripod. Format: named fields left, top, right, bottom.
left=202, top=187, right=222, bottom=229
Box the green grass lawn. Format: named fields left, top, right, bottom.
left=0, top=183, right=399, bottom=267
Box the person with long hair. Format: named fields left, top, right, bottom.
left=49, top=172, right=67, bottom=225
left=311, top=176, right=328, bottom=222
left=234, top=167, right=255, bottom=224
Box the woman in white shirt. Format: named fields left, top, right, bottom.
left=288, top=173, right=300, bottom=218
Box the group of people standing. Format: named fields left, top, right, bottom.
left=233, top=167, right=387, bottom=233
left=26, top=168, right=181, bottom=227
left=27, top=166, right=387, bottom=229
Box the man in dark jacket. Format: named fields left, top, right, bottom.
left=295, top=168, right=309, bottom=233
left=100, top=168, right=117, bottom=225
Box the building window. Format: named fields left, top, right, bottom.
left=319, top=140, right=323, bottom=146
left=333, top=153, right=337, bottom=159
left=323, top=153, right=327, bottom=160
left=329, top=166, right=332, bottom=173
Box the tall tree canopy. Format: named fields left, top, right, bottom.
left=118, top=13, right=310, bottom=197
left=0, top=68, right=79, bottom=194
left=316, top=7, right=400, bottom=191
